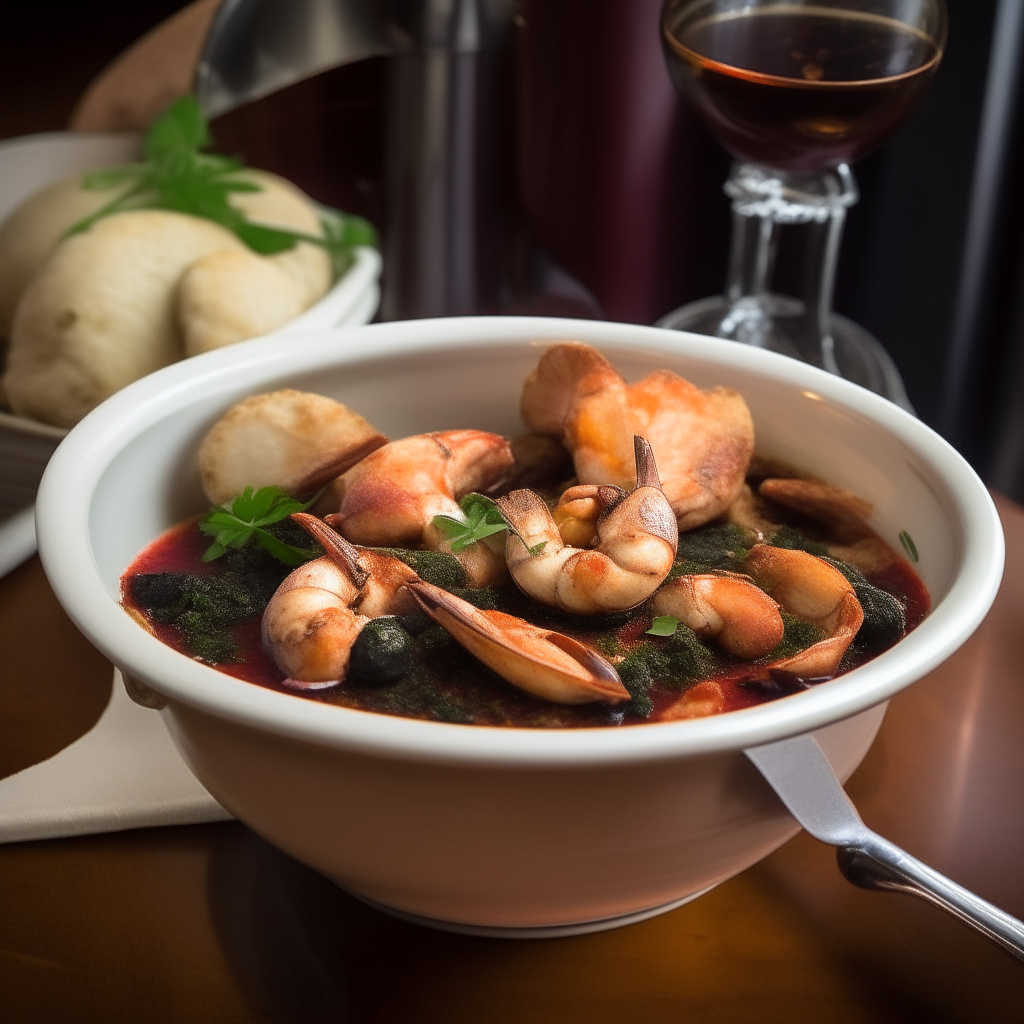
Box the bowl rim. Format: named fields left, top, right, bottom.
left=36, top=316, right=1005, bottom=768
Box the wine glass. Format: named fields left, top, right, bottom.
left=658, top=0, right=948, bottom=408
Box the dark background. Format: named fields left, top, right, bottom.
left=2, top=0, right=1021, bottom=500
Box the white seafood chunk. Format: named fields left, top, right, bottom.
left=198, top=389, right=385, bottom=505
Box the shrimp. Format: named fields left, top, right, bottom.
left=744, top=543, right=864, bottom=678
left=496, top=436, right=678, bottom=615
left=653, top=573, right=784, bottom=659
left=262, top=513, right=418, bottom=687
left=265, top=514, right=629, bottom=705
left=322, top=429, right=515, bottom=586
left=407, top=581, right=630, bottom=705
left=520, top=342, right=755, bottom=530
left=551, top=482, right=626, bottom=548
left=652, top=544, right=864, bottom=679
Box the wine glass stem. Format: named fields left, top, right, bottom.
left=721, top=162, right=859, bottom=367
left=726, top=210, right=778, bottom=303
left=799, top=202, right=847, bottom=372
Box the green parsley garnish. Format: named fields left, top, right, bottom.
left=432, top=493, right=509, bottom=552
left=66, top=95, right=376, bottom=275
left=199, top=486, right=319, bottom=565
left=898, top=529, right=919, bottom=563
left=646, top=615, right=680, bottom=637
left=432, top=493, right=551, bottom=557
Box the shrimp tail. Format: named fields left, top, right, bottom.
left=290, top=511, right=368, bottom=588
left=633, top=434, right=661, bottom=489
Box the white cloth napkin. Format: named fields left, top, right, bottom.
left=0, top=506, right=37, bottom=579
left=0, top=670, right=231, bottom=843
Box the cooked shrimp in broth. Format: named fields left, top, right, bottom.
left=743, top=543, right=865, bottom=680
left=262, top=513, right=418, bottom=687
left=323, top=429, right=513, bottom=586
left=121, top=341, right=929, bottom=729
left=653, top=574, right=784, bottom=660
left=497, top=436, right=678, bottom=615
left=263, top=513, right=630, bottom=705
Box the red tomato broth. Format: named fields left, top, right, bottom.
left=868, top=558, right=930, bottom=632
left=122, top=517, right=288, bottom=689
left=121, top=518, right=929, bottom=728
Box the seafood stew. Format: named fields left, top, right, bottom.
left=121, top=342, right=929, bottom=729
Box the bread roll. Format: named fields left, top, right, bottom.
left=0, top=167, right=333, bottom=339
left=3, top=210, right=245, bottom=427
left=222, top=168, right=332, bottom=307
left=0, top=175, right=124, bottom=336
left=178, top=248, right=309, bottom=355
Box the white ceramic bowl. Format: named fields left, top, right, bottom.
left=36, top=317, right=1003, bottom=936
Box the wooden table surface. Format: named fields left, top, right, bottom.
left=1, top=495, right=1022, bottom=1023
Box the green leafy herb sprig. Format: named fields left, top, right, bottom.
left=432, top=493, right=550, bottom=557
left=432, top=493, right=510, bottom=552
left=646, top=615, right=679, bottom=637
left=67, top=95, right=376, bottom=276
left=199, top=486, right=319, bottom=565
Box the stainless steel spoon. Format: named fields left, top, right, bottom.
left=194, top=0, right=517, bottom=319
left=194, top=0, right=396, bottom=118
left=746, top=732, right=1024, bottom=962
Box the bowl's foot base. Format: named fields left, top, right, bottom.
left=339, top=883, right=720, bottom=939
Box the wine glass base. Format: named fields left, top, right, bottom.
left=657, top=297, right=913, bottom=413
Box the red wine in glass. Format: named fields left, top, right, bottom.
left=657, top=0, right=947, bottom=404
left=663, top=7, right=943, bottom=173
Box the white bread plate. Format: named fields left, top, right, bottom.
left=0, top=131, right=381, bottom=520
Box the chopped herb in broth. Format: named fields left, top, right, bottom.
left=766, top=525, right=829, bottom=557
left=675, top=522, right=756, bottom=571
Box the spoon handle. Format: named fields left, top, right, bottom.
left=838, top=832, right=1024, bottom=962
